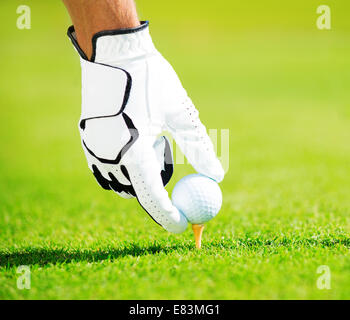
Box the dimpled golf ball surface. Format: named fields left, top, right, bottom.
left=172, top=174, right=222, bottom=224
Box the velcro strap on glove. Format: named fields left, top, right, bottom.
left=80, top=58, right=130, bottom=121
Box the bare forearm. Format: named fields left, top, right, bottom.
left=63, top=0, right=140, bottom=60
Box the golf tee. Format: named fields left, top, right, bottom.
left=192, top=224, right=205, bottom=249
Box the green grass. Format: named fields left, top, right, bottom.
left=1, top=0, right=350, bottom=299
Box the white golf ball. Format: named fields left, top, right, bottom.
left=172, top=174, right=222, bottom=224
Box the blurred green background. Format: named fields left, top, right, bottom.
left=0, top=0, right=350, bottom=299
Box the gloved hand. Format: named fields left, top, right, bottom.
left=67, top=21, right=225, bottom=234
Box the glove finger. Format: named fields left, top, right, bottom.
left=90, top=164, right=135, bottom=199
left=166, top=98, right=225, bottom=182
left=91, top=164, right=111, bottom=190
left=81, top=136, right=135, bottom=198
left=108, top=170, right=136, bottom=198
left=153, top=136, right=174, bottom=187
left=123, top=139, right=188, bottom=234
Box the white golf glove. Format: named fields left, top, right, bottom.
left=67, top=21, right=224, bottom=234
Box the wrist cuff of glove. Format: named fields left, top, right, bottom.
left=67, top=21, right=157, bottom=64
